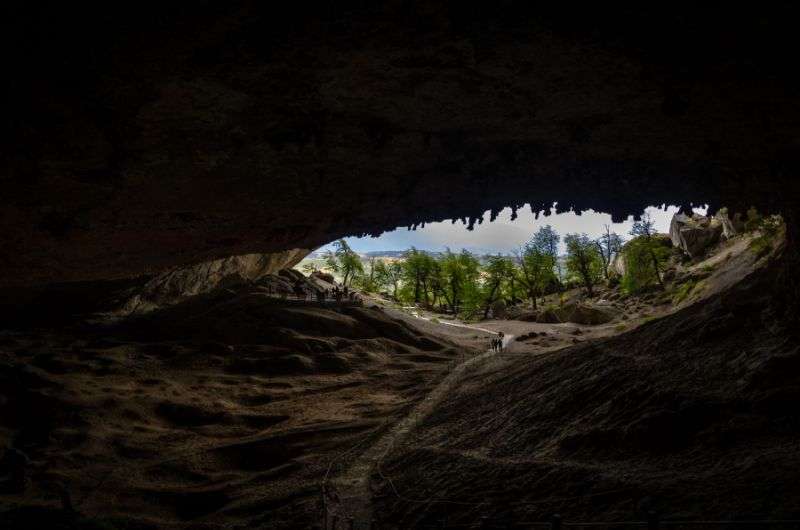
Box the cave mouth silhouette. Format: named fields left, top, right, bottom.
left=4, top=3, right=799, bottom=289
left=3, top=3, right=800, bottom=528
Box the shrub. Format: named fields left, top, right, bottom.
left=620, top=236, right=670, bottom=295
left=744, top=206, right=763, bottom=232
left=748, top=214, right=784, bottom=259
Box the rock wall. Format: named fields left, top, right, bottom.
left=3, top=4, right=799, bottom=287
left=121, top=249, right=308, bottom=313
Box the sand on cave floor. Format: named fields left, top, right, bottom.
left=0, top=288, right=486, bottom=529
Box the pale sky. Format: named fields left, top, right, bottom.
left=320, top=203, right=708, bottom=255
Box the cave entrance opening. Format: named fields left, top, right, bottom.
left=292, top=202, right=780, bottom=325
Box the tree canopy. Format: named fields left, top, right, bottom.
left=564, top=233, right=604, bottom=296
left=324, top=239, right=363, bottom=287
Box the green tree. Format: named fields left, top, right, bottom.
left=401, top=248, right=438, bottom=306
left=482, top=254, right=516, bottom=318
left=620, top=237, right=670, bottom=294
left=564, top=233, right=603, bottom=296
left=373, top=259, right=404, bottom=298
left=432, top=249, right=481, bottom=313
left=324, top=239, right=363, bottom=287
left=385, top=261, right=404, bottom=299
left=532, top=224, right=561, bottom=281
left=355, top=256, right=379, bottom=292
left=628, top=213, right=665, bottom=290
left=595, top=224, right=624, bottom=279
left=515, top=240, right=556, bottom=310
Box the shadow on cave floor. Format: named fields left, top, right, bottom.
left=0, top=220, right=793, bottom=529
left=0, top=274, right=492, bottom=529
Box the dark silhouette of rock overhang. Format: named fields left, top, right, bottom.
left=3, top=2, right=799, bottom=286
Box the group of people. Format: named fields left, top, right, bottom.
left=315, top=285, right=359, bottom=304
left=284, top=278, right=360, bottom=304
left=490, top=331, right=505, bottom=353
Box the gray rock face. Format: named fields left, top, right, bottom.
left=608, top=252, right=626, bottom=278
left=669, top=213, right=723, bottom=257
left=715, top=209, right=739, bottom=240
left=121, top=249, right=309, bottom=313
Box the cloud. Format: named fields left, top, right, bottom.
left=323, top=203, right=707, bottom=254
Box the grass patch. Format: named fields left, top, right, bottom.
left=672, top=279, right=697, bottom=305
left=749, top=235, right=775, bottom=259
left=748, top=214, right=784, bottom=259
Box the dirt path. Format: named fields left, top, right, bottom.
left=324, top=332, right=514, bottom=528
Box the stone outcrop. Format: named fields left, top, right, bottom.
left=670, top=214, right=723, bottom=258
left=715, top=209, right=739, bottom=240
left=537, top=303, right=619, bottom=325
left=121, top=249, right=308, bottom=313
left=608, top=252, right=627, bottom=279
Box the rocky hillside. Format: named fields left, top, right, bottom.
left=375, top=257, right=799, bottom=527
left=506, top=211, right=784, bottom=330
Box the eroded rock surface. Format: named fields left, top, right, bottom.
left=3, top=4, right=800, bottom=287
left=670, top=213, right=723, bottom=257
left=121, top=249, right=309, bottom=313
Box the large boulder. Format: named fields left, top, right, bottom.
left=517, top=311, right=539, bottom=322
left=311, top=271, right=335, bottom=284
left=536, top=303, right=619, bottom=325
left=565, top=304, right=620, bottom=325
left=669, top=213, right=723, bottom=257
left=608, top=252, right=626, bottom=278
left=491, top=299, right=508, bottom=319
left=715, top=208, right=739, bottom=240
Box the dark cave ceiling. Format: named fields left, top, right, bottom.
left=2, top=2, right=799, bottom=286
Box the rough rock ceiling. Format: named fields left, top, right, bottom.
left=3, top=2, right=799, bottom=287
